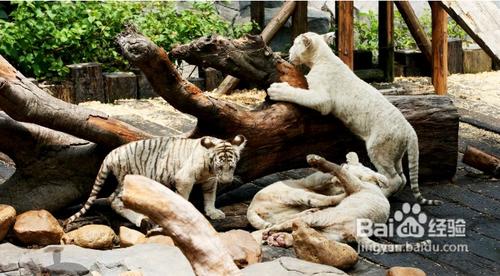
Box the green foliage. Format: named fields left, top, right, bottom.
left=0, top=1, right=252, bottom=81
left=354, top=11, right=378, bottom=57
left=356, top=7, right=469, bottom=52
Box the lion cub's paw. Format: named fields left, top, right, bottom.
left=306, top=154, right=324, bottom=167
left=266, top=232, right=293, bottom=248
left=267, top=82, right=292, bottom=101
left=206, top=208, right=226, bottom=220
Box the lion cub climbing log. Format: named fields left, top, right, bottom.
left=65, top=135, right=246, bottom=227
left=267, top=32, right=441, bottom=205
left=263, top=154, right=430, bottom=253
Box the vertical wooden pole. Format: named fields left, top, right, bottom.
left=250, top=1, right=265, bottom=34
left=378, top=1, right=395, bottom=82
left=430, top=1, right=448, bottom=95
left=292, top=1, right=308, bottom=40
left=335, top=1, right=354, bottom=69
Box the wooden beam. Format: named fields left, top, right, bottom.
left=250, top=1, right=265, bottom=34
left=335, top=1, right=354, bottom=69
left=431, top=1, right=448, bottom=95
left=394, top=1, right=433, bottom=65
left=378, top=1, right=395, bottom=82
left=292, top=1, right=308, bottom=40
left=217, top=0, right=297, bottom=94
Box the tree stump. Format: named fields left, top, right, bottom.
left=67, top=62, right=105, bottom=103
left=103, top=72, right=137, bottom=103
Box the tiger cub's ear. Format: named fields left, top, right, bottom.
left=230, top=134, right=247, bottom=149
left=201, top=137, right=216, bottom=149
left=302, top=34, right=312, bottom=48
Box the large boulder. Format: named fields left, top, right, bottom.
left=0, top=243, right=195, bottom=275
left=242, top=256, right=347, bottom=275
left=219, top=229, right=262, bottom=268
left=61, top=224, right=117, bottom=249
left=0, top=204, right=16, bottom=241
left=292, top=221, right=358, bottom=270
left=13, top=210, right=63, bottom=246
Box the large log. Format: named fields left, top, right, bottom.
left=119, top=28, right=459, bottom=184
left=122, top=175, right=240, bottom=276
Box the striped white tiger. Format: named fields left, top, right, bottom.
left=267, top=32, right=442, bottom=205
left=64, top=135, right=246, bottom=227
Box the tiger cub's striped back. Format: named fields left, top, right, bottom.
left=65, top=135, right=246, bottom=226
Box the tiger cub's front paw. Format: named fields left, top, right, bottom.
left=206, top=208, right=226, bottom=220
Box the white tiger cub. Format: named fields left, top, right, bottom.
left=247, top=171, right=346, bottom=230
left=267, top=32, right=441, bottom=205
left=64, top=135, right=246, bottom=227
left=263, top=154, right=430, bottom=253
left=248, top=152, right=386, bottom=231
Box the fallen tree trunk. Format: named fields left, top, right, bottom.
left=0, top=112, right=103, bottom=212
left=122, top=175, right=240, bottom=276
left=463, top=145, right=500, bottom=177
left=118, top=28, right=459, bottom=184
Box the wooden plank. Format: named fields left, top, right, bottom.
left=431, top=1, right=448, bottom=95
left=335, top=1, right=354, bottom=69
left=439, top=1, right=500, bottom=64
left=103, top=72, right=137, bottom=103
left=394, top=1, right=432, bottom=65
left=378, top=1, right=395, bottom=82
left=447, top=38, right=463, bottom=74
left=291, top=1, right=308, bottom=40
left=250, top=1, right=265, bottom=34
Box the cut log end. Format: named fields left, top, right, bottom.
left=462, top=145, right=500, bottom=177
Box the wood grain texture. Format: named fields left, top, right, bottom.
left=335, top=1, right=354, bottom=69
left=431, top=1, right=448, bottom=95
left=440, top=1, right=500, bottom=64
left=122, top=175, right=240, bottom=276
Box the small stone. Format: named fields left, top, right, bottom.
left=0, top=204, right=16, bottom=241
left=387, top=266, right=426, bottom=276
left=219, top=229, right=262, bottom=268
left=120, top=270, right=143, bottom=276
left=138, top=235, right=175, bottom=247
left=61, top=224, right=117, bottom=249
left=13, top=210, right=63, bottom=246
left=292, top=221, right=358, bottom=270
left=119, top=226, right=146, bottom=248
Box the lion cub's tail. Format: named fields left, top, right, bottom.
left=357, top=235, right=431, bottom=253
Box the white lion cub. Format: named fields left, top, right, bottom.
left=267, top=32, right=441, bottom=205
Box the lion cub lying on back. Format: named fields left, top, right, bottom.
left=247, top=152, right=386, bottom=230
left=261, top=154, right=430, bottom=253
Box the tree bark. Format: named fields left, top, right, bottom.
left=462, top=145, right=500, bottom=177
left=0, top=54, right=153, bottom=212
left=122, top=175, right=240, bottom=276
left=0, top=112, right=104, bottom=212
left=118, top=28, right=458, bottom=184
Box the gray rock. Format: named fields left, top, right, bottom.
left=0, top=243, right=195, bottom=276
left=242, top=257, right=347, bottom=275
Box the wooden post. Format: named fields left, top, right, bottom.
left=292, top=1, right=308, bottom=40
left=394, top=1, right=433, bottom=66
left=67, top=62, right=104, bottom=103
left=430, top=1, right=448, bottom=95
left=250, top=1, right=265, bottom=34
left=378, top=1, right=395, bottom=82
left=335, top=1, right=354, bottom=69
left=103, top=72, right=137, bottom=103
